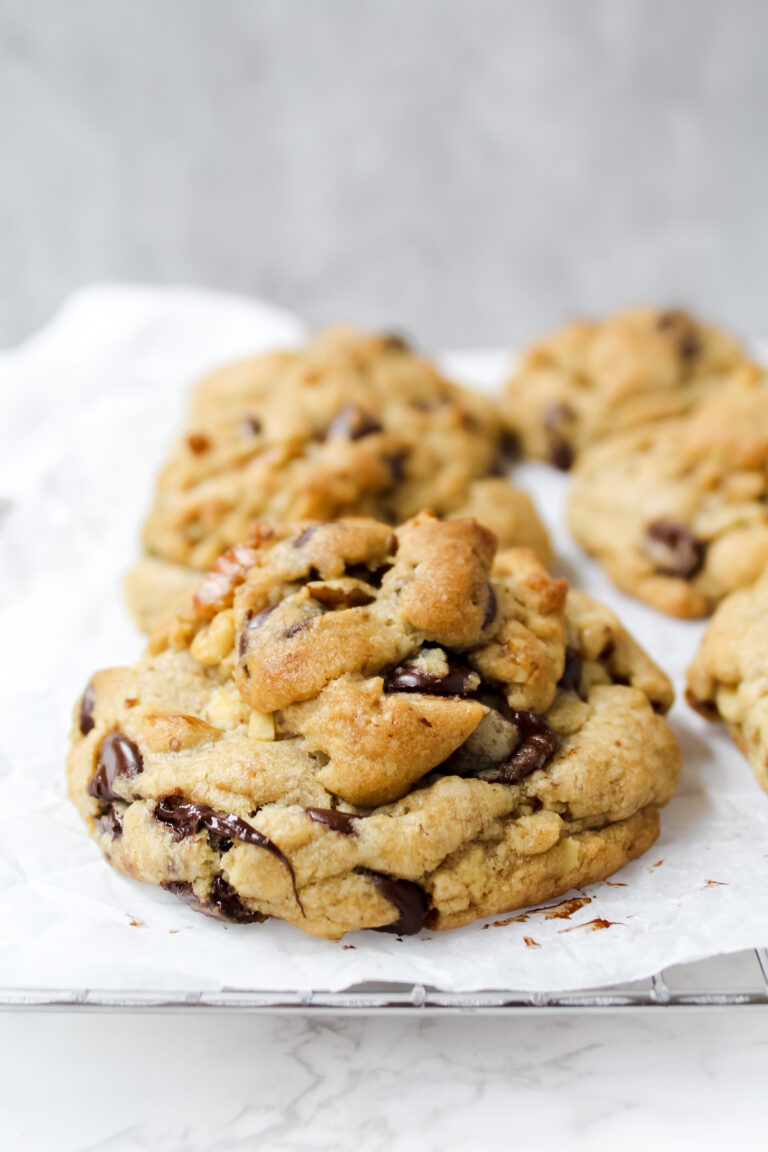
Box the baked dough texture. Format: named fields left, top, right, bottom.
left=70, top=513, right=680, bottom=938
left=687, top=572, right=768, bottom=795
left=127, top=327, right=551, bottom=630
left=505, top=306, right=748, bottom=469
left=568, top=365, right=768, bottom=617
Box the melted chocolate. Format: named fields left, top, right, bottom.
left=646, top=519, right=705, bottom=578
left=307, top=584, right=374, bottom=610
left=94, top=803, right=123, bottom=838
left=476, top=709, right=558, bottom=784
left=306, top=807, right=359, bottom=835
left=162, top=878, right=263, bottom=924
left=558, top=648, right=583, bottom=695
left=79, top=684, right=96, bottom=735
left=328, top=403, right=383, bottom=441
left=208, top=875, right=264, bottom=923
left=357, top=868, right=429, bottom=935
left=384, top=657, right=476, bottom=698
left=154, top=797, right=303, bottom=911
left=88, top=732, right=143, bottom=801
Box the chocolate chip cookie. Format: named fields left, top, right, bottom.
left=568, top=364, right=768, bottom=617
left=687, top=572, right=768, bottom=794
left=504, top=307, right=748, bottom=469
left=70, top=513, right=680, bottom=938
left=126, top=327, right=551, bottom=631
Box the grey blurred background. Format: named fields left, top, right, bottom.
left=1, top=0, right=767, bottom=348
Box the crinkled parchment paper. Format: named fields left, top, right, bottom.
left=1, top=286, right=766, bottom=994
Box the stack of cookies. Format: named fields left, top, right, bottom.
left=69, top=310, right=763, bottom=940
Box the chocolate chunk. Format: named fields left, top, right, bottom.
left=657, top=310, right=701, bottom=361
left=685, top=688, right=720, bottom=721
left=547, top=440, right=574, bottom=470
left=357, top=868, right=429, bottom=935
left=293, top=525, right=320, bottom=548
left=88, top=732, right=143, bottom=802
left=94, top=803, right=123, bottom=838
left=239, top=604, right=277, bottom=657
left=558, top=648, right=583, bottom=695
left=344, top=562, right=392, bottom=588
left=384, top=451, right=408, bottom=483
left=678, top=331, right=701, bottom=361
left=283, top=617, right=314, bottom=639
left=306, top=807, right=359, bottom=835
left=328, top=403, right=383, bottom=441
left=154, top=797, right=303, bottom=911
left=475, top=709, right=558, bottom=784
left=381, top=332, right=412, bottom=352
left=483, top=585, right=498, bottom=630
left=543, top=403, right=575, bottom=470
left=501, top=430, right=521, bottom=460
left=599, top=638, right=616, bottom=661
left=187, top=433, right=211, bottom=454
left=476, top=685, right=514, bottom=721
left=162, top=879, right=264, bottom=924
left=251, top=605, right=278, bottom=628
left=307, top=584, right=375, bottom=610
left=384, top=657, right=477, bottom=698
left=442, top=708, right=520, bottom=776
left=79, top=684, right=96, bottom=735
left=646, top=520, right=705, bottom=579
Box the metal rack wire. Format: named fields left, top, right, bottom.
left=2, top=948, right=767, bottom=1012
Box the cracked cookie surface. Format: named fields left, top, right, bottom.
left=70, top=513, right=680, bottom=938
left=568, top=365, right=768, bottom=617
left=687, top=572, right=768, bottom=795
left=504, top=307, right=748, bottom=469
left=126, top=327, right=551, bottom=630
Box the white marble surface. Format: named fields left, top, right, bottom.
left=0, top=1008, right=766, bottom=1150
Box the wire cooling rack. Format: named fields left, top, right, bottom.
left=1, top=949, right=766, bottom=1011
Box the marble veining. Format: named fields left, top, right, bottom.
left=1, top=1011, right=766, bottom=1150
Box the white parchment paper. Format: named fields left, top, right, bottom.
left=1, top=286, right=767, bottom=994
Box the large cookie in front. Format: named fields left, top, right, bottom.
left=127, top=326, right=551, bottom=630
left=70, top=513, right=680, bottom=938
left=568, top=365, right=768, bottom=618
left=687, top=572, right=768, bottom=795
left=504, top=306, right=748, bottom=469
